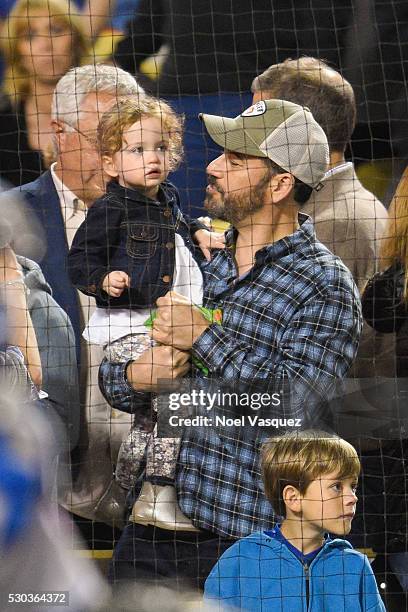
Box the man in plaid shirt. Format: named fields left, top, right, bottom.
left=101, top=99, right=362, bottom=588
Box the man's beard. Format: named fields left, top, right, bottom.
left=204, top=172, right=270, bottom=225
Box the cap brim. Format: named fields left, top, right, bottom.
left=200, top=113, right=267, bottom=158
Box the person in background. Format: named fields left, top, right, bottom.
left=0, top=0, right=115, bottom=39
left=361, top=169, right=408, bottom=610
left=363, top=167, right=408, bottom=378
left=0, top=244, right=41, bottom=388
left=0, top=180, right=79, bottom=452
left=0, top=356, right=108, bottom=610
left=0, top=285, right=104, bottom=608
left=0, top=0, right=118, bottom=97
left=251, top=56, right=388, bottom=293
left=250, top=55, right=395, bottom=385
left=204, top=431, right=385, bottom=612
left=0, top=0, right=89, bottom=186
left=19, top=250, right=80, bottom=451
left=0, top=243, right=74, bottom=479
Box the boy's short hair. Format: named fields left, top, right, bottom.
left=98, top=96, right=184, bottom=171
left=261, top=430, right=361, bottom=517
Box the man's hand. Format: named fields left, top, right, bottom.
left=152, top=291, right=210, bottom=350
left=193, top=228, right=225, bottom=262
left=126, top=345, right=191, bottom=391
left=102, top=270, right=129, bottom=297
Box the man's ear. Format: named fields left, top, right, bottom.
left=282, top=484, right=303, bottom=514
left=51, top=120, right=66, bottom=150
left=102, top=155, right=119, bottom=179
left=270, top=173, right=295, bottom=203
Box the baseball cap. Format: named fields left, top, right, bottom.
left=199, top=99, right=329, bottom=189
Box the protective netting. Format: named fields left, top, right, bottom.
left=0, top=2, right=407, bottom=610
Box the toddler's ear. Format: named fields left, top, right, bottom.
left=103, top=155, right=119, bottom=179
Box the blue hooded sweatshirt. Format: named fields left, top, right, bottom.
left=204, top=530, right=385, bottom=611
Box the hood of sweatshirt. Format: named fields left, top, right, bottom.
left=242, top=529, right=354, bottom=563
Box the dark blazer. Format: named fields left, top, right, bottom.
left=6, top=171, right=82, bottom=361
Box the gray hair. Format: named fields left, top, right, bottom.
left=51, top=64, right=144, bottom=127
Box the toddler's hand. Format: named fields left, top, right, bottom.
left=193, top=228, right=226, bottom=262
left=102, top=271, right=129, bottom=297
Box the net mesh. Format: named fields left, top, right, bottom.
left=0, top=1, right=407, bottom=609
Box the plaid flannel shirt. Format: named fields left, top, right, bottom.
left=100, top=214, right=362, bottom=538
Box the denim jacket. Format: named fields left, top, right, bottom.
left=68, top=180, right=203, bottom=308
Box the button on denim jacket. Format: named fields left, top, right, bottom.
left=68, top=180, right=203, bottom=309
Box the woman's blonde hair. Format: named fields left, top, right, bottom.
left=380, top=167, right=408, bottom=301
left=1, top=0, right=88, bottom=103
left=98, top=97, right=184, bottom=171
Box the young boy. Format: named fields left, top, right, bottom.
left=204, top=431, right=385, bottom=611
